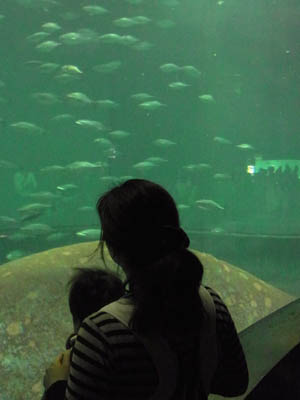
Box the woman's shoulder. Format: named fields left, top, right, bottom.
left=78, top=309, right=137, bottom=353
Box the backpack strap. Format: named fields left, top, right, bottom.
left=100, top=285, right=217, bottom=399
left=100, top=298, right=178, bottom=399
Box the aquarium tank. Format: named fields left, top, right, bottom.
left=0, top=0, right=299, bottom=399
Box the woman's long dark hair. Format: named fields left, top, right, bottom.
left=96, top=179, right=207, bottom=340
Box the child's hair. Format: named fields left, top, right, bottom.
left=67, top=266, right=125, bottom=326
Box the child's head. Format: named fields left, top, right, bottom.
left=67, top=266, right=125, bottom=332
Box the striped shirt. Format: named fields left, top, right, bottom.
left=46, top=286, right=249, bottom=399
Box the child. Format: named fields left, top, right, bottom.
left=42, top=266, right=125, bottom=399
left=66, top=266, right=125, bottom=348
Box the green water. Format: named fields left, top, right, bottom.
left=0, top=0, right=298, bottom=265
left=1, top=0, right=299, bottom=280
left=0, top=0, right=299, bottom=265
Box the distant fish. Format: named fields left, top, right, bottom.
left=0, top=216, right=17, bottom=227
left=113, top=17, right=137, bottom=28
left=26, top=31, right=51, bottom=43
left=119, top=35, right=139, bottom=46
left=145, top=156, right=168, bottom=164
left=35, top=40, right=61, bottom=52
left=56, top=183, right=78, bottom=192
left=0, top=160, right=18, bottom=169
left=99, top=33, right=122, bottom=44
left=82, top=5, right=108, bottom=16
left=51, top=114, right=74, bottom=123
left=38, top=62, right=60, bottom=73
left=195, top=199, right=224, bottom=211
left=236, top=143, right=255, bottom=150
left=95, top=99, right=119, bottom=108
left=133, top=161, right=158, bottom=171
left=131, top=93, right=154, bottom=101
left=41, top=22, right=61, bottom=32
left=132, top=16, right=151, bottom=24
left=10, top=121, right=44, bottom=135
left=211, top=227, right=225, bottom=233
left=168, top=81, right=190, bottom=89
left=59, top=32, right=85, bottom=45
left=75, top=119, right=106, bottom=131
left=17, top=203, right=53, bottom=221
left=160, top=63, right=180, bottom=73
left=61, top=28, right=100, bottom=45
left=214, top=136, right=232, bottom=145
left=61, top=65, right=83, bottom=74
left=66, top=92, right=93, bottom=105
left=76, top=229, right=101, bottom=240
left=153, top=139, right=176, bottom=147
left=183, top=163, right=212, bottom=171
left=196, top=163, right=212, bottom=169
left=40, top=165, right=65, bottom=173
left=180, top=65, right=201, bottom=78
left=66, top=161, right=99, bottom=170
left=199, top=94, right=215, bottom=103
left=139, top=101, right=166, bottom=110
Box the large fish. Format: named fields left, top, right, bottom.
left=0, top=242, right=295, bottom=400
